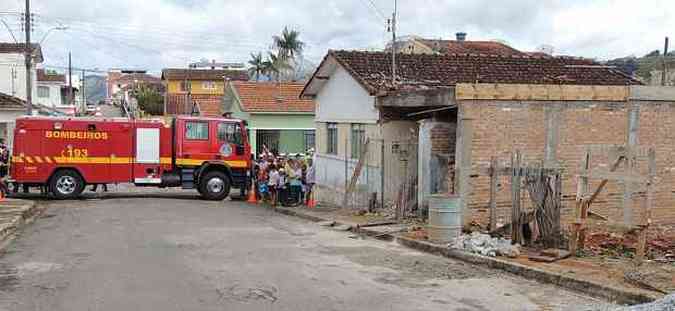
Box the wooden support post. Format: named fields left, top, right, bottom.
left=489, top=157, right=498, bottom=231
left=511, top=151, right=522, bottom=244
left=635, top=227, right=648, bottom=264
left=578, top=200, right=590, bottom=250
left=634, top=148, right=656, bottom=265
left=570, top=149, right=591, bottom=255
left=553, top=173, right=562, bottom=247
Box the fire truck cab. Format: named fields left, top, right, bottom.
left=9, top=115, right=252, bottom=200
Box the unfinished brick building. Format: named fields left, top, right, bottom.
left=306, top=50, right=675, bottom=232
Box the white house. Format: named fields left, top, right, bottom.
left=0, top=43, right=43, bottom=102
left=300, top=51, right=419, bottom=210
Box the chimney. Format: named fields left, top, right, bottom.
left=456, top=32, right=467, bottom=42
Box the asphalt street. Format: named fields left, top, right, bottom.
left=0, top=191, right=612, bottom=311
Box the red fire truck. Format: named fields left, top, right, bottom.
left=8, top=115, right=252, bottom=200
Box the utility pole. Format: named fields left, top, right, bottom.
left=24, top=0, right=32, bottom=115
left=81, top=69, right=86, bottom=112
left=390, top=0, right=397, bottom=86
left=662, top=37, right=669, bottom=86
left=68, top=52, right=73, bottom=110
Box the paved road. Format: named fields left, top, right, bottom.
left=0, top=193, right=611, bottom=311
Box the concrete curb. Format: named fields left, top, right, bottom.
left=395, top=236, right=657, bottom=305
left=271, top=205, right=659, bottom=305
left=0, top=199, right=42, bottom=245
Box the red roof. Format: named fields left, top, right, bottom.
left=304, top=50, right=642, bottom=96
left=419, top=39, right=524, bottom=56
left=36, top=69, right=65, bottom=82
left=232, top=82, right=314, bottom=113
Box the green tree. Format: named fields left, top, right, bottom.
left=273, top=26, right=305, bottom=60
left=248, top=52, right=266, bottom=81
left=264, top=52, right=291, bottom=81
left=134, top=84, right=164, bottom=115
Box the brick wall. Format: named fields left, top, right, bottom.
left=459, top=100, right=675, bottom=230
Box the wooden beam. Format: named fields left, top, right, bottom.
left=456, top=83, right=629, bottom=101
left=489, top=157, right=498, bottom=231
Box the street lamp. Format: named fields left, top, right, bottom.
left=39, top=25, right=68, bottom=45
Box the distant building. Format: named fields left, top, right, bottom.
left=0, top=43, right=43, bottom=101
left=223, top=81, right=315, bottom=156
left=106, top=69, right=154, bottom=101
left=35, top=69, right=78, bottom=115
left=388, top=33, right=525, bottom=56
left=161, top=68, right=249, bottom=116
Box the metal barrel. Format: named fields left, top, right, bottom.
left=427, top=194, right=461, bottom=243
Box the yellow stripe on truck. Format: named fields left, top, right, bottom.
left=13, top=155, right=247, bottom=168
left=175, top=158, right=248, bottom=168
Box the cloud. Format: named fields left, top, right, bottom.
left=0, top=0, right=672, bottom=73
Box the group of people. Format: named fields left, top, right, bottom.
left=0, top=139, right=9, bottom=178
left=253, top=150, right=315, bottom=207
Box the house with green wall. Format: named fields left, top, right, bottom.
left=223, top=81, right=315, bottom=156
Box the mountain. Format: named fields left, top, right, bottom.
left=85, top=75, right=107, bottom=105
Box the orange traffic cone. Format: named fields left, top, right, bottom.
left=307, top=192, right=316, bottom=208
left=247, top=182, right=258, bottom=204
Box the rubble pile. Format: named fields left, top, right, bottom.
left=450, top=232, right=520, bottom=258
left=585, top=232, right=675, bottom=261
left=614, top=293, right=675, bottom=311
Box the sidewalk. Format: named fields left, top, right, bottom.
left=272, top=204, right=663, bottom=305
left=0, top=198, right=42, bottom=246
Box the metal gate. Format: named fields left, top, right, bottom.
left=256, top=130, right=280, bottom=155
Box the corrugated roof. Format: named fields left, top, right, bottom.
left=161, top=68, right=249, bottom=81
left=232, top=82, right=314, bottom=113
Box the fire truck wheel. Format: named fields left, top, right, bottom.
left=50, top=170, right=84, bottom=200
left=199, top=171, right=230, bottom=201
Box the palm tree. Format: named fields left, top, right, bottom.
left=264, top=52, right=291, bottom=81
left=273, top=26, right=305, bottom=60
left=248, top=52, right=266, bottom=81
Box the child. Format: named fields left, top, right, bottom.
left=267, top=165, right=279, bottom=206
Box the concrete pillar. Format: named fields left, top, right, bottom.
left=544, top=105, right=561, bottom=168
left=455, top=117, right=474, bottom=227
left=418, top=120, right=433, bottom=210
left=249, top=129, right=257, bottom=157
left=623, top=102, right=640, bottom=225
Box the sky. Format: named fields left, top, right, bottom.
left=0, top=0, right=673, bottom=75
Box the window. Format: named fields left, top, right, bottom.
left=185, top=121, right=208, bottom=140
left=202, top=81, right=216, bottom=90
left=351, top=124, right=366, bottom=158
left=37, top=86, right=50, bottom=98
left=218, top=122, right=242, bottom=145
left=326, top=123, right=337, bottom=155
left=304, top=130, right=315, bottom=151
